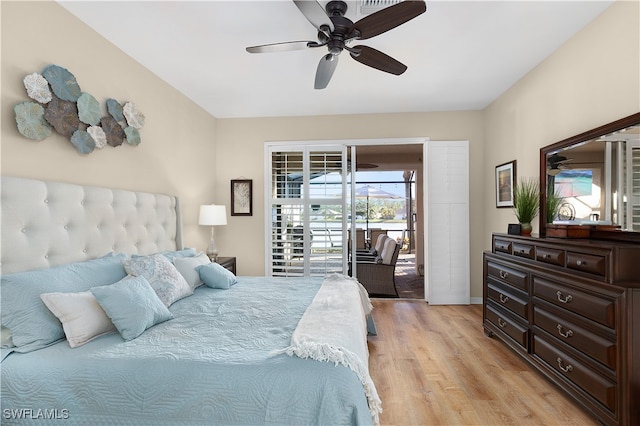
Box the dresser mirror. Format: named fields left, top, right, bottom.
left=539, top=112, right=640, bottom=240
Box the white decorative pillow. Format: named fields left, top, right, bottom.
left=40, top=291, right=116, bottom=348
left=123, top=254, right=192, bottom=306
left=1, top=325, right=15, bottom=348
left=173, top=253, right=211, bottom=290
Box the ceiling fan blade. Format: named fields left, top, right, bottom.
left=350, top=1, right=426, bottom=40
left=293, top=0, right=334, bottom=32
left=350, top=45, right=407, bottom=75
left=314, top=54, right=339, bottom=89
left=246, top=41, right=316, bottom=54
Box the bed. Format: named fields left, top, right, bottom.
left=0, top=176, right=380, bottom=425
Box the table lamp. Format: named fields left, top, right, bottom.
left=199, top=204, right=227, bottom=261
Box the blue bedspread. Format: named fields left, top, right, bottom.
left=1, top=277, right=373, bottom=425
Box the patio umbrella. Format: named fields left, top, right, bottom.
left=355, top=185, right=402, bottom=233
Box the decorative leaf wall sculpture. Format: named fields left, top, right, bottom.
left=101, top=116, right=125, bottom=147
left=77, top=93, right=101, bottom=126
left=23, top=73, right=52, bottom=104
left=14, top=64, right=144, bottom=154
left=14, top=102, right=53, bottom=141
left=87, top=125, right=107, bottom=149
left=123, top=102, right=145, bottom=128
left=70, top=130, right=96, bottom=154
left=42, top=65, right=81, bottom=102
left=124, top=126, right=141, bottom=146
left=106, top=98, right=125, bottom=122
left=44, top=95, right=80, bottom=137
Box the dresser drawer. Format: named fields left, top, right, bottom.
left=494, top=238, right=512, bottom=254
left=536, top=246, right=565, bottom=267
left=486, top=303, right=528, bottom=350
left=513, top=243, right=535, bottom=260
left=532, top=276, right=616, bottom=328
left=487, top=279, right=529, bottom=320
left=533, top=333, right=616, bottom=413
left=487, top=261, right=528, bottom=292
left=566, top=251, right=606, bottom=277
left=533, top=305, right=616, bottom=370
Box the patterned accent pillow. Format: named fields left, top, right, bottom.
left=123, top=254, right=192, bottom=306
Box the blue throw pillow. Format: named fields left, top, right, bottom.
left=196, top=263, right=238, bottom=289
left=91, top=276, right=173, bottom=341
left=0, top=253, right=127, bottom=353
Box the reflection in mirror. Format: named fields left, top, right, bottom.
left=539, top=113, right=640, bottom=237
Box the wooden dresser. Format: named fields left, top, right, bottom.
left=483, top=233, right=640, bottom=426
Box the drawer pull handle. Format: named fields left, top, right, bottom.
left=556, top=291, right=573, bottom=304
left=556, top=324, right=574, bottom=338
left=556, top=357, right=573, bottom=373
left=499, top=270, right=509, bottom=279
left=499, top=294, right=509, bottom=304
left=544, top=254, right=551, bottom=259
left=497, top=318, right=507, bottom=328
left=576, top=260, right=585, bottom=266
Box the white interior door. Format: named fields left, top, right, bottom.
left=425, top=140, right=470, bottom=304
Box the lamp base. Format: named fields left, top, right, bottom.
left=206, top=240, right=218, bottom=262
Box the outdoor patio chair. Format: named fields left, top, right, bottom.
left=352, top=238, right=400, bottom=297
left=348, top=228, right=366, bottom=251
left=368, top=229, right=388, bottom=249
left=356, top=233, right=388, bottom=261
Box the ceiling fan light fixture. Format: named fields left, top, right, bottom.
left=245, top=0, right=426, bottom=89
left=548, top=167, right=562, bottom=176
left=360, top=0, right=405, bottom=16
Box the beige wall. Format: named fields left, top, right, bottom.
left=483, top=0, right=640, bottom=246
left=1, top=1, right=218, bottom=250
left=214, top=112, right=485, bottom=292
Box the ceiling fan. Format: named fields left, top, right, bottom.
left=547, top=153, right=573, bottom=176
left=246, top=0, right=427, bottom=89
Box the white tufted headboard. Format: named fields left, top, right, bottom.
left=1, top=176, right=183, bottom=275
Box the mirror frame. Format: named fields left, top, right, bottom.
left=539, top=112, right=640, bottom=241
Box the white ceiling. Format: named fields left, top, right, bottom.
left=58, top=0, right=614, bottom=119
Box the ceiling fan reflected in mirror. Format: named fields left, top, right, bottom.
left=246, top=0, right=427, bottom=89
left=547, top=153, right=573, bottom=176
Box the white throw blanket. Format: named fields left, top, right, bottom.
left=275, top=273, right=382, bottom=425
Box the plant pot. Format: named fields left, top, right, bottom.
left=520, top=222, right=532, bottom=236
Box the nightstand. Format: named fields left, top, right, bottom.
left=215, top=257, right=236, bottom=274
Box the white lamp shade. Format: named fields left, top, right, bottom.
left=199, top=205, right=227, bottom=226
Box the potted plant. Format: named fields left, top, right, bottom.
left=546, top=188, right=563, bottom=224
left=513, top=177, right=540, bottom=235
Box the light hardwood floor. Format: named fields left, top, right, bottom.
left=368, top=300, right=598, bottom=426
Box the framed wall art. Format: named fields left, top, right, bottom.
left=495, top=160, right=516, bottom=208
left=231, top=179, right=252, bottom=216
